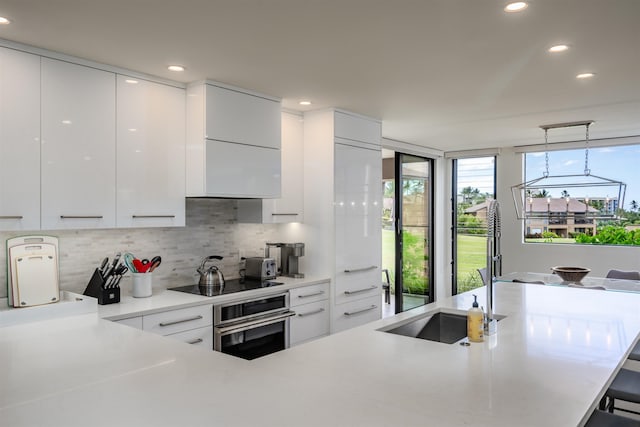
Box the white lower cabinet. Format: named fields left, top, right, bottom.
left=165, top=325, right=213, bottom=349
left=289, top=282, right=330, bottom=346
left=331, top=294, right=381, bottom=334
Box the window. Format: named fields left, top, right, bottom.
left=524, top=144, right=639, bottom=246
left=452, top=156, right=496, bottom=294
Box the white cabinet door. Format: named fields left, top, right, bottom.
left=0, top=48, right=40, bottom=231
left=205, top=84, right=280, bottom=149
left=334, top=111, right=381, bottom=146
left=116, top=76, right=185, bottom=228
left=142, top=304, right=213, bottom=336
left=290, top=299, right=330, bottom=346
left=205, top=140, right=280, bottom=198
left=334, top=142, right=382, bottom=306
left=237, top=111, right=303, bottom=223
left=41, top=58, right=116, bottom=229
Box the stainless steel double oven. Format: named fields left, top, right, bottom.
left=213, top=291, right=295, bottom=360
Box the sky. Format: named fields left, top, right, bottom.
left=456, top=144, right=639, bottom=210
left=525, top=145, right=638, bottom=210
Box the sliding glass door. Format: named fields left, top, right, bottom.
left=394, top=153, right=433, bottom=313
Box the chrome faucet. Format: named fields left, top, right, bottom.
left=485, top=200, right=502, bottom=336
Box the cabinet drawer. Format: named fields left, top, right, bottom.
left=290, top=299, right=329, bottom=346
left=143, top=305, right=212, bottom=336
left=113, top=316, right=143, bottom=330
left=334, top=268, right=381, bottom=305
left=290, top=282, right=330, bottom=307
left=165, top=326, right=213, bottom=350
left=332, top=294, right=381, bottom=333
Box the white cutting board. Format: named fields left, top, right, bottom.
left=6, top=236, right=60, bottom=308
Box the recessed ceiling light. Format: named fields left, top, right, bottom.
left=576, top=73, right=595, bottom=79
left=61, top=120, right=72, bottom=125
left=0, top=16, right=11, bottom=25
left=125, top=79, right=139, bottom=84
left=299, top=101, right=312, bottom=106
left=548, top=44, right=569, bottom=53
left=504, top=2, right=528, bottom=12
left=167, top=65, right=185, bottom=72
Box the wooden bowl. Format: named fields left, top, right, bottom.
left=551, top=266, right=591, bottom=283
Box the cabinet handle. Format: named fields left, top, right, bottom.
left=0, top=216, right=23, bottom=219
left=132, top=215, right=176, bottom=218
left=344, top=266, right=377, bottom=273
left=344, top=285, right=377, bottom=295
left=298, top=291, right=325, bottom=299
left=271, top=213, right=299, bottom=216
left=297, top=308, right=325, bottom=317
left=159, top=315, right=203, bottom=327
left=186, top=338, right=203, bottom=345
left=60, top=215, right=103, bottom=219
left=344, top=305, right=377, bottom=316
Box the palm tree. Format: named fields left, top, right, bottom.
left=631, top=200, right=638, bottom=212
left=460, top=186, right=480, bottom=204
left=561, top=190, right=570, bottom=198
left=533, top=189, right=550, bottom=198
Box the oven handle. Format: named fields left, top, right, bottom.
left=215, top=311, right=296, bottom=336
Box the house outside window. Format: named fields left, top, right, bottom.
left=522, top=144, right=640, bottom=246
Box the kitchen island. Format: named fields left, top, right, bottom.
left=2, top=282, right=640, bottom=426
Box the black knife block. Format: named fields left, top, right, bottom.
left=83, top=268, right=120, bottom=305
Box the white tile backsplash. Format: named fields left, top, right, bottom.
left=0, top=199, right=285, bottom=297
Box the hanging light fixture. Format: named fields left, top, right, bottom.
left=511, top=121, right=626, bottom=221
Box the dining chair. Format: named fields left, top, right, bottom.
left=586, top=409, right=640, bottom=426
left=600, top=368, right=640, bottom=417
left=605, top=269, right=640, bottom=281
left=477, top=268, right=487, bottom=287
left=629, top=341, right=640, bottom=362
left=381, top=269, right=391, bottom=304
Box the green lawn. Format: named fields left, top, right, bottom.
left=456, top=234, right=486, bottom=293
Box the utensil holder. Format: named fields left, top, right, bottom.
left=83, top=268, right=120, bottom=305
left=131, top=273, right=152, bottom=298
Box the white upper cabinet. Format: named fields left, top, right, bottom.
left=41, top=58, right=116, bottom=229
left=186, top=82, right=281, bottom=198
left=237, top=111, right=304, bottom=223
left=334, top=110, right=382, bottom=146
left=0, top=48, right=41, bottom=231
left=116, top=75, right=186, bottom=228
left=205, top=84, right=280, bottom=148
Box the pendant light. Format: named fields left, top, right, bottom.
left=511, top=121, right=626, bottom=221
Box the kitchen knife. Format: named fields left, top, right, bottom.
left=99, top=257, right=109, bottom=277
left=103, top=252, right=121, bottom=279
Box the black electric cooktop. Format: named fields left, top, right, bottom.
left=168, top=279, right=284, bottom=297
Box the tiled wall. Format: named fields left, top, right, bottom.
left=0, top=199, right=285, bottom=298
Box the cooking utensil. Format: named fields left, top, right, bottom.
left=132, top=258, right=146, bottom=273
left=148, top=256, right=162, bottom=272
left=123, top=252, right=136, bottom=273
left=197, top=255, right=225, bottom=287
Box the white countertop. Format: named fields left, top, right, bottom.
left=2, top=282, right=640, bottom=426
left=98, top=276, right=330, bottom=320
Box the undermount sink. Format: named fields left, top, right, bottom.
left=380, top=310, right=506, bottom=344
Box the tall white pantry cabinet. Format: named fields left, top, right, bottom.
left=303, top=110, right=382, bottom=333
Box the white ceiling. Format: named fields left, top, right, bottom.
left=1, top=0, right=639, bottom=151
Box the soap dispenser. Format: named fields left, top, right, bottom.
left=467, top=294, right=484, bottom=342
